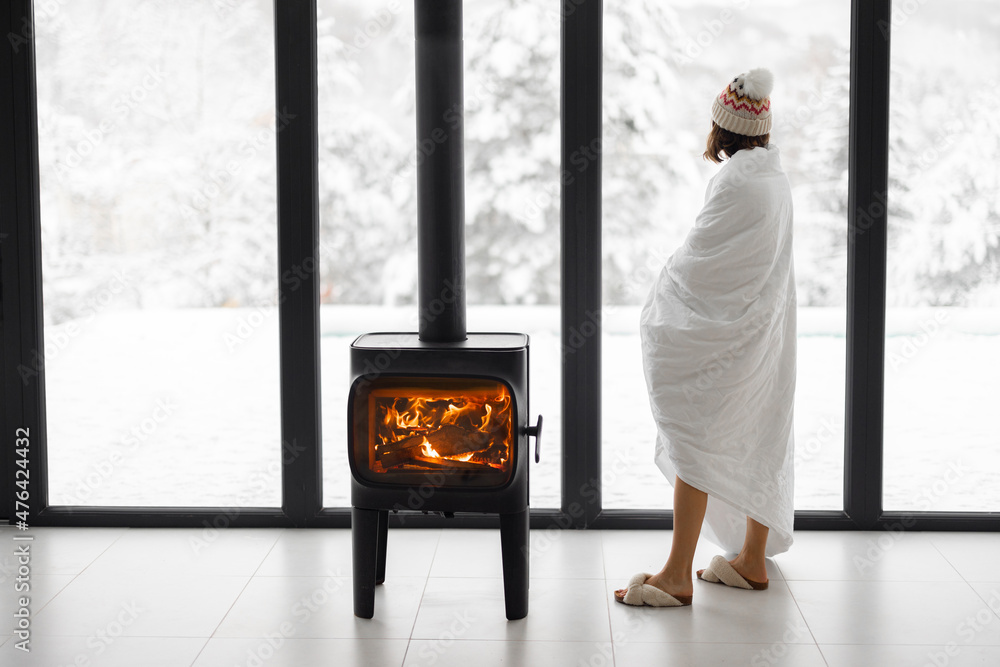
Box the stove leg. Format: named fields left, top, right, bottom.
left=500, top=508, right=529, bottom=620
left=352, top=507, right=379, bottom=619
left=375, top=509, right=388, bottom=585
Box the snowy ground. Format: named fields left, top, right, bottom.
left=43, top=306, right=1000, bottom=513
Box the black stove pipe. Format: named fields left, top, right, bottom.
left=415, top=0, right=467, bottom=342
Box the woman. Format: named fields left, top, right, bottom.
left=615, top=68, right=796, bottom=607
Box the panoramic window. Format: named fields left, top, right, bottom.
left=602, top=0, right=850, bottom=511
left=36, top=1, right=281, bottom=506
left=317, top=0, right=561, bottom=509
left=34, top=0, right=995, bottom=521
left=882, top=0, right=1000, bottom=512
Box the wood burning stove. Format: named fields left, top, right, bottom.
left=348, top=0, right=542, bottom=621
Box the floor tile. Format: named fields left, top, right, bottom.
left=193, top=637, right=409, bottom=667
left=403, top=639, right=613, bottom=667
left=774, top=530, right=963, bottom=581
left=412, top=577, right=611, bottom=642
left=30, top=568, right=250, bottom=637
left=0, top=574, right=75, bottom=619
left=603, top=530, right=784, bottom=582
left=788, top=580, right=1000, bottom=646
left=968, top=582, right=1000, bottom=621
left=429, top=529, right=504, bottom=578
left=0, top=528, right=127, bottom=576
left=214, top=575, right=425, bottom=639
left=256, top=528, right=439, bottom=579
left=0, top=636, right=206, bottom=666
left=255, top=528, right=350, bottom=577
left=84, top=527, right=283, bottom=577
left=382, top=529, right=442, bottom=579
left=609, top=579, right=811, bottom=644
left=821, top=643, right=1000, bottom=667
left=527, top=529, right=605, bottom=579
left=601, top=530, right=671, bottom=581
left=5, top=526, right=1000, bottom=665
left=929, top=533, right=1000, bottom=582
left=614, top=641, right=827, bottom=666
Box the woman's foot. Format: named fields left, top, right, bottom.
left=614, top=570, right=693, bottom=603
left=697, top=554, right=768, bottom=584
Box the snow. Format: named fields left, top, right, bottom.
left=42, top=306, right=999, bottom=512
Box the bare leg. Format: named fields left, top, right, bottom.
left=732, top=516, right=770, bottom=582
left=616, top=476, right=707, bottom=600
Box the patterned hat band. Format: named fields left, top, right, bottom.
left=711, top=68, right=774, bottom=137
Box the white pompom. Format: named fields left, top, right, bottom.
left=734, top=68, right=774, bottom=100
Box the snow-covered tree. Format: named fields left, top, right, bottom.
left=316, top=8, right=415, bottom=305
left=885, top=34, right=1000, bottom=307
left=460, top=0, right=697, bottom=305
left=35, top=0, right=1000, bottom=315
left=37, top=0, right=280, bottom=319
left=780, top=42, right=851, bottom=307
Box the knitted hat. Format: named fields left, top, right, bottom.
left=711, top=68, right=773, bottom=137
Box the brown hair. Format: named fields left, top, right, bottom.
left=703, top=121, right=769, bottom=164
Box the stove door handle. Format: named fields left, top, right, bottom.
left=526, top=415, right=543, bottom=463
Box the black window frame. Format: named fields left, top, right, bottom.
left=2, top=0, right=997, bottom=532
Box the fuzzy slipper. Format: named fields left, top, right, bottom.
left=697, top=555, right=768, bottom=590
left=614, top=573, right=692, bottom=607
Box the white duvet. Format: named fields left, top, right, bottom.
left=640, top=144, right=796, bottom=557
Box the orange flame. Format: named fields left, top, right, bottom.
left=371, top=382, right=513, bottom=473
left=420, top=437, right=439, bottom=458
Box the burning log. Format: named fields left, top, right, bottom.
left=477, top=441, right=508, bottom=466
left=378, top=424, right=494, bottom=468
left=408, top=456, right=487, bottom=471
left=428, top=424, right=491, bottom=452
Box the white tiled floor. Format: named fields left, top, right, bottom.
left=1, top=525, right=999, bottom=666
